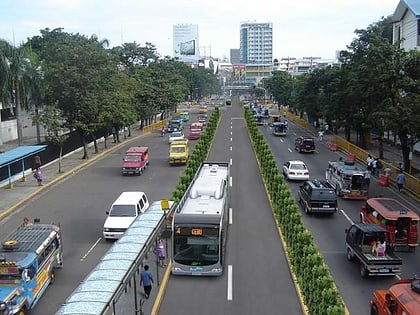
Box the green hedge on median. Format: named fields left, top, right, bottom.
left=170, top=107, right=220, bottom=202
left=244, top=107, right=345, bottom=315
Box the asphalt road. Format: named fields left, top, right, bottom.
left=0, top=112, right=197, bottom=314
left=260, top=119, right=420, bottom=315
left=159, top=105, right=303, bottom=314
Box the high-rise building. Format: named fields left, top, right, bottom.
left=239, top=22, right=273, bottom=84
left=173, top=24, right=199, bottom=63
left=230, top=49, right=240, bottom=64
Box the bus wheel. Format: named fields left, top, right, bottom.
left=49, top=270, right=56, bottom=285
left=370, top=304, right=378, bottom=315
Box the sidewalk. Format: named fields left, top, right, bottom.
left=0, top=128, right=152, bottom=220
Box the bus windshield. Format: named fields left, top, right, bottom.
left=174, top=234, right=220, bottom=266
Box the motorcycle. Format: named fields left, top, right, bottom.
left=160, top=128, right=166, bottom=137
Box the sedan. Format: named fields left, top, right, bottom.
left=168, top=131, right=185, bottom=144
left=282, top=160, right=310, bottom=181
left=166, top=124, right=179, bottom=133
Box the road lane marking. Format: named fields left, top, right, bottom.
left=227, top=265, right=233, bottom=301
left=230, top=146, right=232, bottom=151
left=230, top=158, right=232, bottom=166
left=229, top=207, right=233, bottom=225
left=341, top=209, right=354, bottom=225
left=230, top=176, right=233, bottom=187
left=80, top=237, right=102, bottom=261
left=288, top=147, right=292, bottom=152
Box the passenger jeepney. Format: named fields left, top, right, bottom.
left=326, top=159, right=368, bottom=200
left=360, top=197, right=418, bottom=251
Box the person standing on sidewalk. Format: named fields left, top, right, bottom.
left=140, top=265, right=153, bottom=299
left=33, top=167, right=43, bottom=186
left=396, top=171, right=406, bottom=192
left=156, top=239, right=166, bottom=268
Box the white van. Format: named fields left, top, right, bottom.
left=103, top=192, right=149, bottom=240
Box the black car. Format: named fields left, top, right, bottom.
left=295, top=136, right=316, bottom=153
left=298, top=180, right=337, bottom=215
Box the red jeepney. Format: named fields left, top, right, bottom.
left=360, top=197, right=419, bottom=251
left=188, top=122, right=203, bottom=140
left=121, top=146, right=149, bottom=175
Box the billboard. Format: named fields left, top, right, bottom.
left=173, top=24, right=199, bottom=62
left=233, top=65, right=246, bottom=81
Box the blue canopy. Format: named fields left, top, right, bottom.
left=0, top=145, right=47, bottom=187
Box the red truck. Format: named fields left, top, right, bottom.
left=121, top=146, right=149, bottom=175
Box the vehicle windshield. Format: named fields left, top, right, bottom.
left=171, top=132, right=183, bottom=137
left=312, top=190, right=336, bottom=200
left=109, top=205, right=136, bottom=217
left=170, top=147, right=185, bottom=153
left=124, top=155, right=140, bottom=162
left=290, top=164, right=307, bottom=170
left=174, top=235, right=220, bottom=266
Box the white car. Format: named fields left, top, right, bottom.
left=282, top=160, right=310, bottom=181
left=168, top=131, right=185, bottom=144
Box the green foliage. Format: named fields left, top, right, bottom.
left=244, top=107, right=345, bottom=314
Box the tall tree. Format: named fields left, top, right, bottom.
left=0, top=39, right=36, bottom=145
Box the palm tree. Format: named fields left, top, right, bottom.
left=0, top=39, right=34, bottom=145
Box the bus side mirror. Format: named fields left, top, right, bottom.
left=22, top=269, right=30, bottom=282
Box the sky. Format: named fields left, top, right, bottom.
left=0, top=0, right=399, bottom=61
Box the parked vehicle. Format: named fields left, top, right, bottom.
left=295, top=136, right=315, bottom=153
left=103, top=192, right=149, bottom=240
left=370, top=277, right=420, bottom=315
left=298, top=180, right=337, bottom=215
left=360, top=197, right=419, bottom=251
left=282, top=160, right=310, bottom=181
left=121, top=146, right=149, bottom=175
left=326, top=159, right=368, bottom=200
left=169, top=139, right=189, bottom=165
left=345, top=223, right=402, bottom=278
left=168, top=131, right=185, bottom=144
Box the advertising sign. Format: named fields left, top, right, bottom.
left=173, top=24, right=199, bottom=62
left=233, top=65, right=246, bottom=81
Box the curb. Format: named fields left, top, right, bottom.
left=0, top=130, right=152, bottom=221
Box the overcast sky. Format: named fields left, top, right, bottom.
left=0, top=0, right=398, bottom=60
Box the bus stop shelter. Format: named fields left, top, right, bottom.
left=0, top=145, right=47, bottom=188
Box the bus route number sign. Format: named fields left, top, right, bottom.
left=191, top=228, right=202, bottom=236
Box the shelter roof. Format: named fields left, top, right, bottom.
left=0, top=145, right=47, bottom=168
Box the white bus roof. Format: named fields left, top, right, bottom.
left=178, top=163, right=228, bottom=216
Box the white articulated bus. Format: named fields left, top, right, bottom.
left=172, top=162, right=230, bottom=276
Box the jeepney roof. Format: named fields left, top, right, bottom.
left=389, top=278, right=420, bottom=314
left=329, top=160, right=366, bottom=175
left=367, top=198, right=419, bottom=220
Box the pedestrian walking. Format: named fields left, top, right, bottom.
left=396, top=171, right=406, bottom=192
left=366, top=155, right=373, bottom=174
left=383, top=166, right=391, bottom=178
left=140, top=265, right=153, bottom=299
left=374, top=158, right=382, bottom=177
left=364, top=171, right=371, bottom=190
left=156, top=239, right=166, bottom=267
left=371, top=158, right=378, bottom=176
left=33, top=167, right=43, bottom=186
